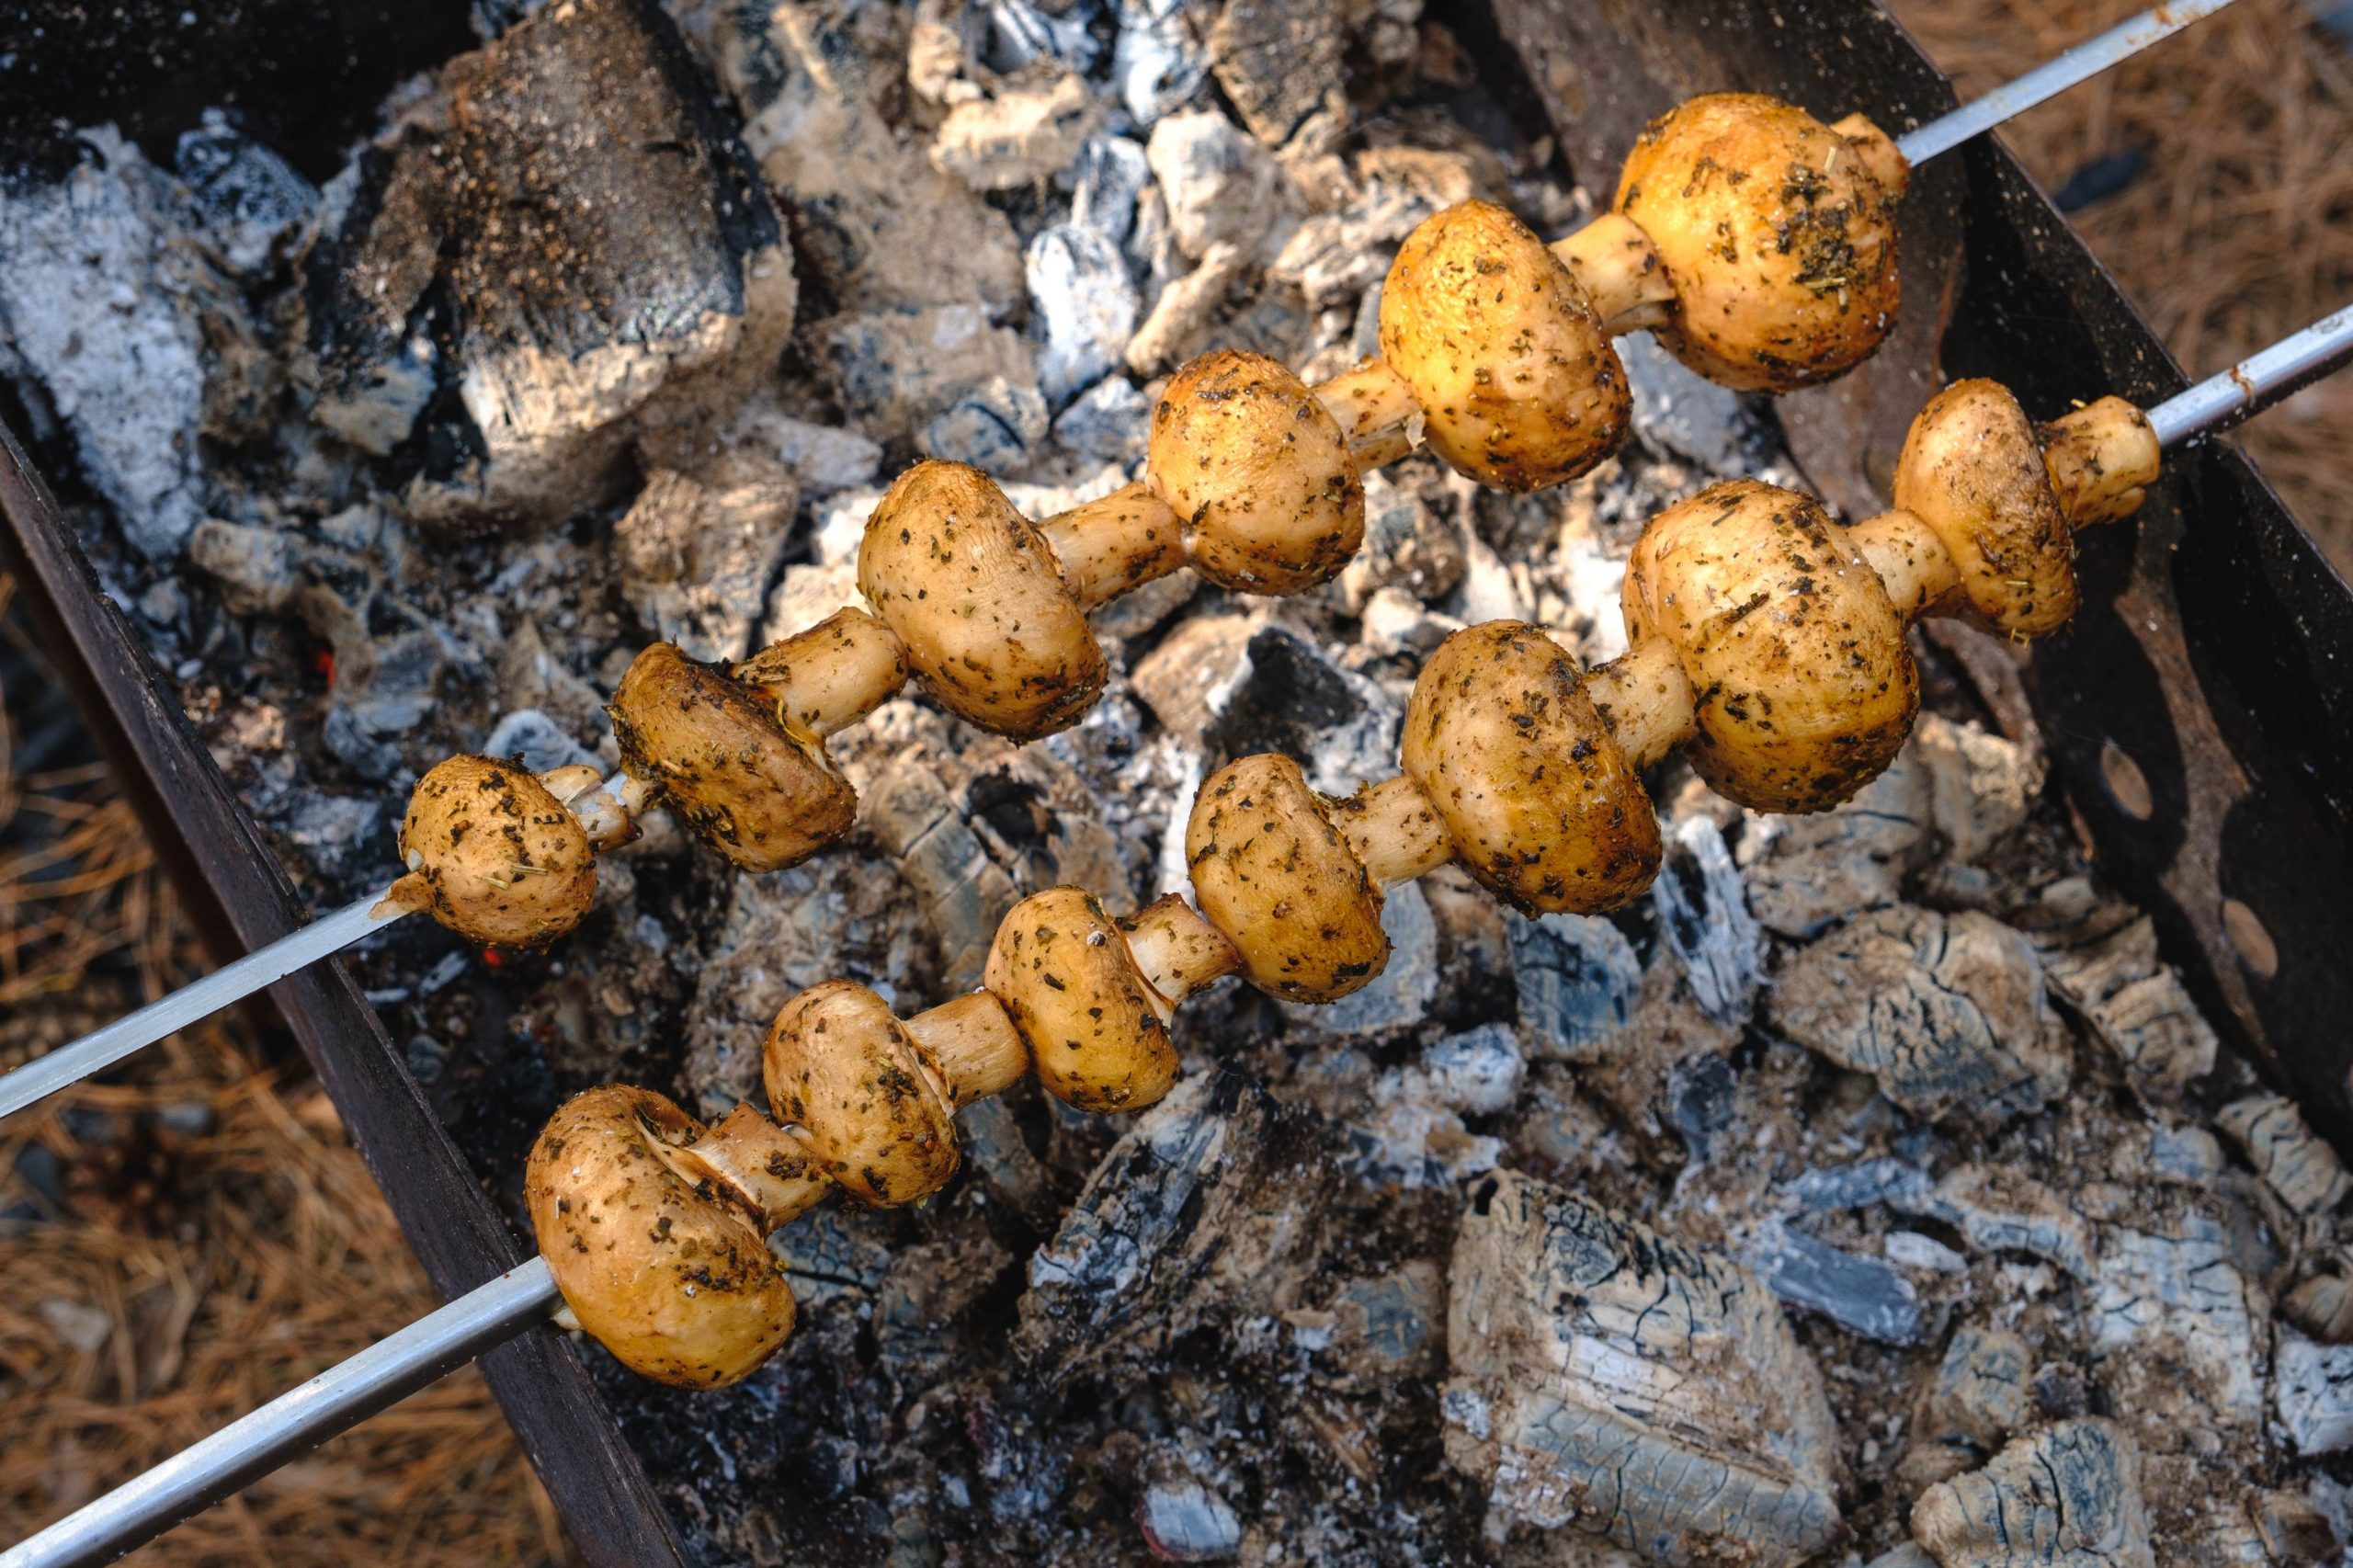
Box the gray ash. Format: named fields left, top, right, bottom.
left=2, top=1, right=2343, bottom=1564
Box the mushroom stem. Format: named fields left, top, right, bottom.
left=1118, top=894, right=1240, bottom=1008
left=659, top=1103, right=832, bottom=1233
left=1034, top=481, right=1188, bottom=610
left=1314, top=359, right=1422, bottom=469
left=1551, top=212, right=1677, bottom=335
left=2039, top=395, right=2162, bottom=528
left=903, top=990, right=1029, bottom=1107
left=735, top=607, right=911, bottom=740
left=1848, top=508, right=1963, bottom=622
left=1334, top=774, right=1453, bottom=885
left=1584, top=636, right=1698, bottom=768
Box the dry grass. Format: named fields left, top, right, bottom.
left=0, top=577, right=565, bottom=1565
left=1886, top=0, right=2353, bottom=574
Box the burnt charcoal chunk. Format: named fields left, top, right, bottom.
left=1748, top=1218, right=1922, bottom=1345
left=1017, top=1073, right=1344, bottom=1382
left=298, top=0, right=794, bottom=529
left=1912, top=1418, right=2154, bottom=1567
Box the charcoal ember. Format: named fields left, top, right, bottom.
left=922, top=375, right=1051, bottom=474
left=822, top=303, right=1040, bottom=446
left=1145, top=110, right=1292, bottom=261
left=2250, top=1490, right=2341, bottom=1564
left=1912, top=714, right=2043, bottom=865
left=1123, top=240, right=1250, bottom=374
left=1650, top=814, right=1763, bottom=1026
left=1869, top=1549, right=1938, bottom=1568
left=2217, top=1093, right=2351, bottom=1216
left=1324, top=1260, right=1444, bottom=1381
left=1737, top=744, right=1931, bottom=940
left=1337, top=470, right=1464, bottom=613
left=483, top=709, right=601, bottom=775
left=1917, top=1327, right=2033, bottom=1452
left=1204, top=0, right=1345, bottom=149
left=1358, top=586, right=1461, bottom=660
left=296, top=0, right=795, bottom=531
left=1201, top=625, right=1399, bottom=793
left=681, top=853, right=934, bottom=1114
left=1911, top=1419, right=2154, bottom=1568
left=862, top=758, right=1020, bottom=994
left=1664, top=1050, right=1739, bottom=1161
left=2276, top=1333, right=2353, bottom=1456
left=1783, top=1157, right=1935, bottom=1215
left=1768, top=905, right=2069, bottom=1127
left=931, top=70, right=1103, bottom=192
left=955, top=1095, right=1059, bottom=1229
left=1619, top=329, right=1776, bottom=479
left=496, top=617, right=614, bottom=748
left=1017, top=1073, right=1345, bottom=1382
left=0, top=131, right=228, bottom=558
left=2087, top=1215, right=2264, bottom=1429
left=1051, top=374, right=1152, bottom=463
left=1507, top=910, right=1643, bottom=1063
left=2018, top=879, right=2217, bottom=1106
left=1269, top=176, right=1451, bottom=315
left=1445, top=1169, right=1845, bottom=1563
left=669, top=0, right=1026, bottom=320
left=612, top=468, right=798, bottom=662
left=2284, top=1253, right=2353, bottom=1344
left=175, top=108, right=318, bottom=278
left=1111, top=0, right=1210, bottom=125
left=640, top=392, right=882, bottom=497
left=1348, top=1021, right=1521, bottom=1183
left=1903, top=1166, right=2099, bottom=1280
left=1745, top=1217, right=1922, bottom=1344
left=880, top=1226, right=1015, bottom=1376
left=1068, top=133, right=1152, bottom=248
left=1028, top=224, right=1140, bottom=406
left=1135, top=1460, right=1245, bottom=1562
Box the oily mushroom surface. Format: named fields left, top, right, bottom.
left=396, top=753, right=597, bottom=948
left=764, top=979, right=961, bottom=1207
left=1616, top=94, right=1903, bottom=392
left=858, top=460, right=1108, bottom=740
left=608, top=642, right=858, bottom=873
left=985, top=887, right=1179, bottom=1114
left=1625, top=479, right=1918, bottom=813
left=1147, top=349, right=1365, bottom=594
left=526, top=1086, right=797, bottom=1390
left=1894, top=378, right=2077, bottom=637
left=1379, top=199, right=1631, bottom=491
left=1402, top=621, right=1663, bottom=915
left=1185, top=753, right=1388, bottom=1003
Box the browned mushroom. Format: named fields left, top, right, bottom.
left=393, top=754, right=597, bottom=948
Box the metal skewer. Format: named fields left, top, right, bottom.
left=1894, top=0, right=2239, bottom=165
left=0, top=1259, right=560, bottom=1568
left=14, top=303, right=2351, bottom=1568
left=0, top=890, right=405, bottom=1122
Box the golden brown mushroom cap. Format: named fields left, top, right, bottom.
left=983, top=887, right=1178, bottom=1113
left=1624, top=480, right=1917, bottom=812
left=526, top=1086, right=797, bottom=1390
left=1893, top=378, right=2076, bottom=637
left=1402, top=621, right=1663, bottom=915
left=858, top=460, right=1108, bottom=741
left=608, top=643, right=858, bottom=873
left=1615, top=94, right=1903, bottom=392
left=397, top=754, right=597, bottom=948
left=1379, top=200, right=1632, bottom=491
left=763, top=980, right=961, bottom=1207
left=1185, top=753, right=1388, bottom=1003
left=1147, top=350, right=1366, bottom=593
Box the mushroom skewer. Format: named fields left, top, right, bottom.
left=10, top=304, right=2349, bottom=1568
left=0, top=4, right=2244, bottom=1126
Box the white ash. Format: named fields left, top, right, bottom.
left=0, top=131, right=216, bottom=558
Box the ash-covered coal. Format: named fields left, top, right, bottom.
left=4, top=0, right=2344, bottom=1563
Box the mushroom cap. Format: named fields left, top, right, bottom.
left=763, top=980, right=961, bottom=1207
left=1148, top=350, right=1366, bottom=593
left=1185, top=753, right=1388, bottom=1002
left=1893, top=378, right=2075, bottom=637
left=526, top=1086, right=797, bottom=1390
left=1379, top=200, right=1631, bottom=491
left=1402, top=621, right=1662, bottom=914
left=1624, top=480, right=1917, bottom=812
left=983, top=887, right=1178, bottom=1113
left=1615, top=94, right=1902, bottom=392
left=608, top=643, right=858, bottom=873
left=858, top=460, right=1108, bottom=741
left=397, top=754, right=597, bottom=948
